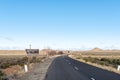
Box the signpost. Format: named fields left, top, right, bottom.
left=24, top=45, right=39, bottom=72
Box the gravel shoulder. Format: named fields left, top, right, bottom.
left=18, top=57, right=54, bottom=80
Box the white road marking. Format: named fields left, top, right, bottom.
left=91, top=78, right=95, bottom=80
left=69, top=62, right=71, bottom=64
left=65, top=59, right=69, bottom=62
left=74, top=66, right=79, bottom=70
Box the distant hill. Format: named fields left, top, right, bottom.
left=89, top=47, right=120, bottom=52
left=90, top=47, right=103, bottom=52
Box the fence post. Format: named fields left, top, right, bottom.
left=117, top=65, right=120, bottom=71
left=24, top=64, right=28, bottom=72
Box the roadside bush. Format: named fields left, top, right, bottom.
left=0, top=70, right=5, bottom=80
left=76, top=57, right=81, bottom=59
left=83, top=57, right=99, bottom=63
left=57, top=51, right=64, bottom=55
left=112, top=59, right=120, bottom=65
left=0, top=71, right=4, bottom=77
left=48, top=50, right=56, bottom=56
left=17, top=57, right=28, bottom=66
left=0, top=63, right=11, bottom=69
left=31, top=56, right=36, bottom=63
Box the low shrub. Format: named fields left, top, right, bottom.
left=0, top=70, right=6, bottom=80
left=57, top=51, right=64, bottom=55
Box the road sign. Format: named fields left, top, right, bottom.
left=25, top=49, right=39, bottom=55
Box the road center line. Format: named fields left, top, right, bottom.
left=74, top=66, right=79, bottom=70
left=91, top=78, right=95, bottom=80
left=65, top=59, right=69, bottom=62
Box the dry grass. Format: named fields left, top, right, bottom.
left=0, top=50, right=26, bottom=55
left=69, top=51, right=120, bottom=74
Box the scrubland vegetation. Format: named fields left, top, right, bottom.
left=70, top=51, right=120, bottom=73
left=0, top=55, right=46, bottom=80
left=0, top=70, right=4, bottom=80
left=0, top=56, right=46, bottom=69
left=0, top=50, right=64, bottom=80
left=72, top=52, right=120, bottom=68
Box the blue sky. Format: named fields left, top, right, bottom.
left=0, top=0, right=120, bottom=50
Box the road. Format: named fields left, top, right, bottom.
left=45, top=56, right=120, bottom=80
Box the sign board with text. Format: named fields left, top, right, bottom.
left=25, top=49, right=39, bottom=55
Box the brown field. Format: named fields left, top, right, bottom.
left=0, top=50, right=26, bottom=55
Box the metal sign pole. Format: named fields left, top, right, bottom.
left=28, top=44, right=32, bottom=71
left=25, top=45, right=39, bottom=72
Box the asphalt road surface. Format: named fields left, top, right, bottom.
left=45, top=56, right=120, bottom=80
